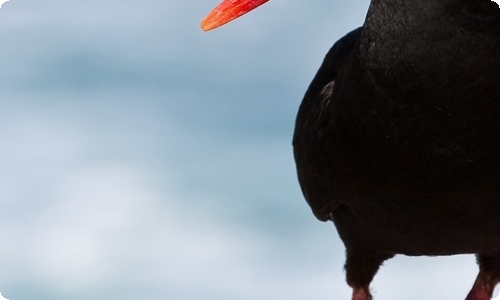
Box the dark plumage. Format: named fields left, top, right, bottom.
left=202, top=0, right=500, bottom=298
left=293, top=1, right=500, bottom=299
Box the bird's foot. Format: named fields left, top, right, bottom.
left=352, top=287, right=372, bottom=300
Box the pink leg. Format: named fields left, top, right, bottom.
left=352, top=287, right=372, bottom=300
left=465, top=271, right=499, bottom=300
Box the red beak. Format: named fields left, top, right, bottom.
left=201, top=0, right=270, bottom=31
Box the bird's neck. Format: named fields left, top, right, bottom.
left=362, top=0, right=497, bottom=36
left=356, top=0, right=500, bottom=90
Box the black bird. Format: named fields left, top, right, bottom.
left=201, top=0, right=500, bottom=299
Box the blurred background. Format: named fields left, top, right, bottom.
left=0, top=0, right=492, bottom=299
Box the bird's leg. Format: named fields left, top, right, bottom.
left=352, top=287, right=372, bottom=300
left=465, top=254, right=500, bottom=300
left=344, top=251, right=393, bottom=300
left=464, top=275, right=495, bottom=300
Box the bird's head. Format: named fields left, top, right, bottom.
left=201, top=0, right=270, bottom=31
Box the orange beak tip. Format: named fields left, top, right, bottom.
left=200, top=0, right=270, bottom=32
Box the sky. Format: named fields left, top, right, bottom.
left=0, top=0, right=497, bottom=300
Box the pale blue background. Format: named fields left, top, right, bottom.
left=0, top=0, right=492, bottom=299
